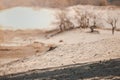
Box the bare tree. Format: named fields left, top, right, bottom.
left=74, top=7, right=90, bottom=29
left=105, top=11, right=119, bottom=35
left=107, top=16, right=118, bottom=35
left=55, top=10, right=66, bottom=31
left=55, top=10, right=74, bottom=32
left=74, top=7, right=98, bottom=33
left=88, top=9, right=103, bottom=33
left=90, top=15, right=97, bottom=32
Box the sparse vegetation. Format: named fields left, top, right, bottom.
left=52, top=5, right=120, bottom=35
left=73, top=7, right=100, bottom=33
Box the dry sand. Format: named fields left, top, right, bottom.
left=0, top=29, right=120, bottom=80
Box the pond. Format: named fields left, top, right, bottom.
left=0, top=7, right=56, bottom=30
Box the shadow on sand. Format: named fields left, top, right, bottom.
left=0, top=58, right=120, bottom=80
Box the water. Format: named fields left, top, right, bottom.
left=0, top=7, right=56, bottom=30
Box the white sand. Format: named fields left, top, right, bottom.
left=0, top=29, right=120, bottom=76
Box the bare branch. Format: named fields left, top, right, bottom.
left=105, top=10, right=119, bottom=35
left=55, top=9, right=74, bottom=31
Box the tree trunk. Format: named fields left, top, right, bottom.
left=63, top=24, right=66, bottom=30
left=112, top=27, right=115, bottom=35
left=90, top=26, right=94, bottom=32
left=59, top=24, right=63, bottom=32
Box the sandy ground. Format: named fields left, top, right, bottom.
left=0, top=29, right=120, bottom=80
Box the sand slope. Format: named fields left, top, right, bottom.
left=0, top=29, right=120, bottom=80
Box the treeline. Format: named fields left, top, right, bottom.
left=54, top=6, right=119, bottom=35
left=0, top=0, right=109, bottom=9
